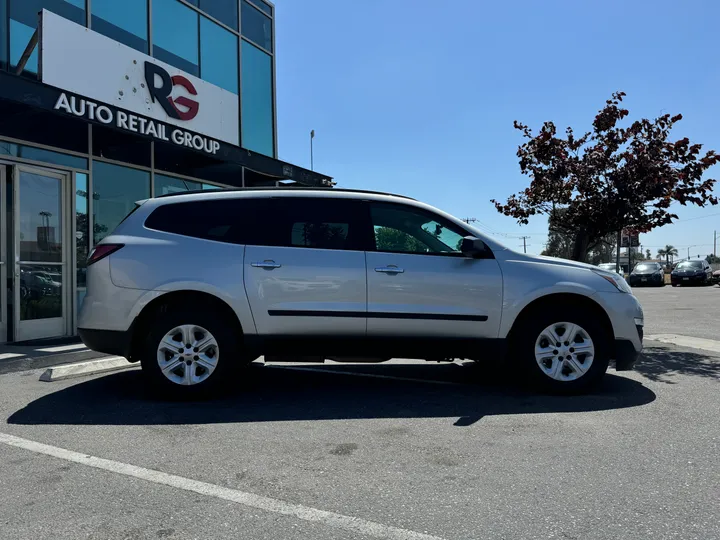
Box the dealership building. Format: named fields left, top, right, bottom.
left=0, top=0, right=331, bottom=343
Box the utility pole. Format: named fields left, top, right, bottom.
left=519, top=236, right=530, bottom=254
left=461, top=217, right=477, bottom=224
left=310, top=129, right=315, bottom=171
left=714, top=230, right=717, bottom=257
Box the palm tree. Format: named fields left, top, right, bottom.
left=657, top=245, right=679, bottom=267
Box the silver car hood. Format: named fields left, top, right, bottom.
left=500, top=251, right=608, bottom=273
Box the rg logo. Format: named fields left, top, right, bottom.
left=144, top=62, right=199, bottom=121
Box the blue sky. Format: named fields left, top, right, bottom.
left=273, top=0, right=720, bottom=258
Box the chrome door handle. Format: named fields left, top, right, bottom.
left=251, top=260, right=282, bottom=269
left=375, top=266, right=404, bottom=274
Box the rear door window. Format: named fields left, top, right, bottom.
left=260, top=197, right=371, bottom=251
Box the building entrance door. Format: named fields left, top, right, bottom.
left=12, top=165, right=70, bottom=342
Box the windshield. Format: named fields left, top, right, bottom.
left=634, top=263, right=659, bottom=272
left=677, top=261, right=703, bottom=269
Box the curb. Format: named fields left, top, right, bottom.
left=39, top=356, right=136, bottom=382
left=646, top=334, right=720, bottom=354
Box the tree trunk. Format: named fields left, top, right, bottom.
left=570, top=230, right=590, bottom=262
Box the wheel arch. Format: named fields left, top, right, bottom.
left=128, top=290, right=245, bottom=362
left=507, top=293, right=615, bottom=346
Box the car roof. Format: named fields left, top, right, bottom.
left=153, top=187, right=417, bottom=201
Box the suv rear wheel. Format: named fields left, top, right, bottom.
left=140, top=306, right=238, bottom=396
left=514, top=309, right=610, bottom=393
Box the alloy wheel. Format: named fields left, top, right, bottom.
left=156, top=324, right=219, bottom=385
left=534, top=322, right=595, bottom=382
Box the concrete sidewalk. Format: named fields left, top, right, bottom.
left=0, top=338, right=107, bottom=375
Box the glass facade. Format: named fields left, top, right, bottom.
left=9, top=0, right=85, bottom=74
left=241, top=1, right=272, bottom=52
left=75, top=172, right=89, bottom=311
left=0, top=142, right=88, bottom=170
left=91, top=0, right=148, bottom=53
left=152, top=0, right=199, bottom=75
left=92, top=161, right=150, bottom=244
left=2, top=0, right=276, bottom=156
left=200, top=16, right=239, bottom=94
left=155, top=174, right=202, bottom=195
left=242, top=41, right=274, bottom=157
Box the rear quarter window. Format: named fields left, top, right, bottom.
left=144, top=199, right=257, bottom=244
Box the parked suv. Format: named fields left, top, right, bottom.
left=79, top=189, right=644, bottom=395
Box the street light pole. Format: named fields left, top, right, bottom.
left=310, top=129, right=315, bottom=171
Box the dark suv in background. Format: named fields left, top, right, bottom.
left=671, top=260, right=713, bottom=286
left=628, top=262, right=665, bottom=287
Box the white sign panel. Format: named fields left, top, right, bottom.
left=40, top=10, right=239, bottom=146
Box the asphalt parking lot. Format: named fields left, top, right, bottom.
left=1, top=339, right=719, bottom=540
left=633, top=284, right=720, bottom=340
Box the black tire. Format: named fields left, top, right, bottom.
left=512, top=307, right=610, bottom=394
left=139, top=304, right=240, bottom=398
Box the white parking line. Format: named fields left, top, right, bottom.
left=0, top=353, right=24, bottom=360
left=0, top=432, right=447, bottom=540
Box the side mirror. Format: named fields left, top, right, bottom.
left=460, top=236, right=488, bottom=258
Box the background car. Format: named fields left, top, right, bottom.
left=671, top=260, right=713, bottom=286
left=597, top=262, right=622, bottom=275
left=712, top=268, right=720, bottom=285
left=628, top=262, right=664, bottom=287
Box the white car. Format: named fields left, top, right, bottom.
left=79, top=189, right=644, bottom=395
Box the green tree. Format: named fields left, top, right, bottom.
left=375, top=227, right=427, bottom=253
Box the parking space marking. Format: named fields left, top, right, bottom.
left=0, top=432, right=447, bottom=540
left=264, top=364, right=471, bottom=387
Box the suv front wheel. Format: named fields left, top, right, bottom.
left=140, top=306, right=238, bottom=396
left=515, top=309, right=610, bottom=393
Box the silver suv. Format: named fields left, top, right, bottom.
left=79, top=189, right=644, bottom=395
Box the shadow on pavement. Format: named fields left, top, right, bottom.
left=8, top=362, right=656, bottom=427
left=635, top=345, right=720, bottom=384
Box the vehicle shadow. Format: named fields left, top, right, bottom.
left=7, top=362, right=656, bottom=427
left=634, top=345, right=720, bottom=384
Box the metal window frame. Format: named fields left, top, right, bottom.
left=0, top=136, right=91, bottom=171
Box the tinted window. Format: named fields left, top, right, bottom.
left=370, top=203, right=467, bottom=255
left=152, top=0, right=199, bottom=75
left=241, top=40, right=274, bottom=156
left=248, top=0, right=272, bottom=17
left=262, top=198, right=368, bottom=251
left=200, top=16, right=239, bottom=93
left=241, top=1, right=272, bottom=51
left=200, top=0, right=238, bottom=30
left=92, top=0, right=148, bottom=53
left=145, top=199, right=254, bottom=243
left=93, top=162, right=150, bottom=244
left=155, top=174, right=202, bottom=195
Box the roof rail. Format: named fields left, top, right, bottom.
left=155, top=186, right=416, bottom=200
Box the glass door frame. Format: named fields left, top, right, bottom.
left=12, top=164, right=72, bottom=342
left=0, top=166, right=6, bottom=343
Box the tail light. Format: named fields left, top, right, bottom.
left=88, top=244, right=124, bottom=266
